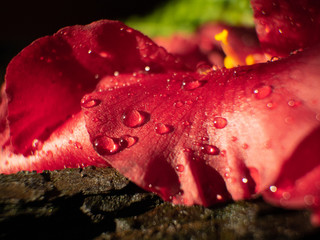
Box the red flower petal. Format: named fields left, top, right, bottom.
left=83, top=44, right=320, bottom=206
left=5, top=20, right=187, bottom=155
left=0, top=112, right=108, bottom=174
left=251, top=0, right=320, bottom=57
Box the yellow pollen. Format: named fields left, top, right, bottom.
left=245, top=54, right=255, bottom=65
left=214, top=29, right=229, bottom=45
left=224, top=56, right=236, bottom=69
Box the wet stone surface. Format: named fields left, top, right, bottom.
left=1, top=167, right=320, bottom=240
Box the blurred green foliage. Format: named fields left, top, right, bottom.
left=126, top=0, right=253, bottom=37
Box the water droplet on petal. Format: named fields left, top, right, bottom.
left=182, top=77, right=206, bottom=90
left=253, top=85, right=272, bottom=99
left=122, top=110, right=147, bottom=128
left=75, top=141, right=83, bottom=150
left=216, top=194, right=223, bottom=200
left=270, top=56, right=280, bottom=62
left=304, top=195, right=315, bottom=206
left=121, top=135, right=138, bottom=148
left=174, top=101, right=184, bottom=108
left=201, top=144, right=220, bottom=155
left=155, top=123, right=173, bottom=135
left=176, top=164, right=185, bottom=172
left=81, top=96, right=101, bottom=108
left=269, top=185, right=277, bottom=192
left=213, top=117, right=228, bottom=129
left=94, top=136, right=122, bottom=155
left=242, top=178, right=248, bottom=183
left=196, top=62, right=212, bottom=75
left=144, top=66, right=150, bottom=72
left=288, top=99, right=301, bottom=107
left=242, top=143, right=249, bottom=149
left=31, top=139, right=43, bottom=151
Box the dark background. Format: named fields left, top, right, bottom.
left=0, top=0, right=168, bottom=83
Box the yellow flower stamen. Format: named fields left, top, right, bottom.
left=245, top=54, right=255, bottom=65
left=214, top=29, right=229, bottom=45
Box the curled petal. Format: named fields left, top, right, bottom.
left=5, top=20, right=187, bottom=154
left=251, top=0, right=320, bottom=56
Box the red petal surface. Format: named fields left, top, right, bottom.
left=154, top=33, right=214, bottom=70
left=5, top=20, right=187, bottom=154
left=84, top=45, right=320, bottom=207
left=0, top=112, right=108, bottom=174
left=251, top=0, right=320, bottom=57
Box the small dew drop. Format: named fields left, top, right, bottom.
left=122, top=110, right=146, bottom=128
left=242, top=178, right=248, bottom=183
left=216, top=194, right=223, bottom=200
left=266, top=102, right=275, bottom=109
left=94, top=136, right=122, bottom=155
left=213, top=117, right=228, bottom=129
left=270, top=185, right=277, bottom=192
left=121, top=135, right=138, bottom=148
left=75, top=141, right=83, bottom=150
left=304, top=195, right=315, bottom=206
left=270, top=56, right=280, bottom=62
left=220, top=150, right=227, bottom=157
left=182, top=77, right=206, bottom=90
left=253, top=85, right=272, bottom=99
left=201, top=144, right=220, bottom=155
left=176, top=164, right=185, bottom=172
left=182, top=121, right=191, bottom=126
left=81, top=96, right=101, bottom=108
left=288, top=99, right=301, bottom=107
left=144, top=66, right=150, bottom=72
left=242, top=143, right=249, bottom=149
left=114, top=71, right=119, bottom=76
left=174, top=101, right=184, bottom=108
left=31, top=139, right=43, bottom=151
left=155, top=123, right=173, bottom=135
left=88, top=49, right=92, bottom=54
left=282, top=192, right=291, bottom=200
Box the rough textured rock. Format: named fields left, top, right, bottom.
left=1, top=167, right=319, bottom=240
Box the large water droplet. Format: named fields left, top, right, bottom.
left=253, top=85, right=272, bottom=99
left=176, top=164, right=185, bottom=172
left=201, top=144, right=220, bottom=155
left=121, top=135, right=138, bottom=148
left=196, top=62, right=212, bottom=75
left=155, top=123, right=173, bottom=135
left=122, top=110, right=148, bottom=128
left=81, top=96, right=101, bottom=108
left=181, top=77, right=206, bottom=90
left=93, top=136, right=123, bottom=155
left=213, top=117, right=228, bottom=129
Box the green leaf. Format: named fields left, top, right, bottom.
left=126, top=0, right=253, bottom=37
